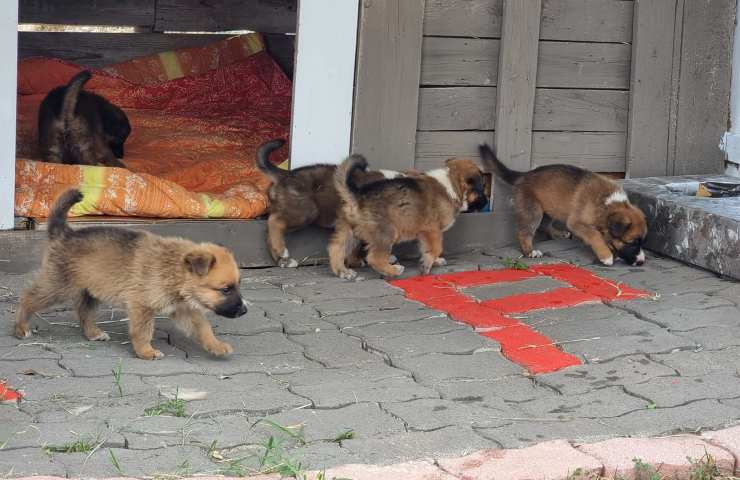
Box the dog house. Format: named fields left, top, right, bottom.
left=0, top=0, right=736, bottom=273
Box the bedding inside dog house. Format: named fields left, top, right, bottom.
left=2, top=0, right=737, bottom=270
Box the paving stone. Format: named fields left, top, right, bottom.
left=0, top=447, right=65, bottom=476
left=393, top=352, right=523, bottom=385
left=3, top=418, right=124, bottom=450
left=170, top=331, right=302, bottom=358
left=381, top=398, right=519, bottom=431
left=13, top=374, right=149, bottom=402
left=435, top=375, right=550, bottom=403
left=258, top=300, right=335, bottom=335
left=288, top=331, right=382, bottom=368
left=628, top=292, right=735, bottom=313
left=323, top=307, right=444, bottom=329
left=703, top=425, right=740, bottom=466
left=30, top=392, right=160, bottom=424
left=654, top=348, right=740, bottom=376
left=284, top=441, right=362, bottom=472
left=605, top=267, right=723, bottom=296
left=561, top=329, right=696, bottom=363
left=240, top=285, right=301, bottom=303
left=632, top=304, right=740, bottom=332
left=0, top=342, right=60, bottom=361
left=119, top=414, right=252, bottom=450
left=519, top=386, right=648, bottom=419
left=365, top=330, right=499, bottom=360
left=343, top=316, right=465, bottom=340
left=312, top=460, right=456, bottom=480
left=284, top=365, right=438, bottom=408
left=285, top=278, right=399, bottom=302
left=579, top=436, right=735, bottom=479
left=185, top=352, right=317, bottom=376
left=464, top=277, right=568, bottom=301
left=0, top=359, right=70, bottom=383
left=535, top=313, right=665, bottom=341
left=477, top=417, right=619, bottom=449
left=142, top=373, right=307, bottom=415
left=313, top=295, right=413, bottom=317
left=439, top=440, right=603, bottom=480
left=211, top=307, right=284, bottom=336
left=624, top=374, right=740, bottom=407
left=342, top=427, right=497, bottom=465
left=674, top=325, right=740, bottom=350
left=59, top=344, right=195, bottom=377
left=537, top=355, right=677, bottom=395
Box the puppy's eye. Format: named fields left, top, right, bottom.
left=218, top=286, right=234, bottom=295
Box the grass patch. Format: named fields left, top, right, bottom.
left=568, top=455, right=739, bottom=480
left=43, top=435, right=102, bottom=454
left=502, top=258, right=529, bottom=270
left=144, top=390, right=186, bottom=418
left=111, top=360, right=123, bottom=397
left=108, top=449, right=124, bottom=476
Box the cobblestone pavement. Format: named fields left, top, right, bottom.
left=1, top=238, right=739, bottom=478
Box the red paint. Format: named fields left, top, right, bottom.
left=0, top=380, right=22, bottom=405
left=389, top=263, right=651, bottom=375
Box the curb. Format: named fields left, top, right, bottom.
left=12, top=426, right=740, bottom=479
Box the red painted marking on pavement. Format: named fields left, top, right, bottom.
left=0, top=380, right=22, bottom=405
left=389, top=263, right=652, bottom=375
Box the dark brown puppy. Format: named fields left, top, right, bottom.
left=14, top=189, right=247, bottom=360
left=331, top=155, right=487, bottom=279
left=479, top=143, right=647, bottom=266
left=257, top=139, right=402, bottom=268
left=38, top=70, right=131, bottom=167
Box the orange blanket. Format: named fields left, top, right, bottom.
left=15, top=34, right=290, bottom=219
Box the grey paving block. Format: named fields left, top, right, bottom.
left=674, top=326, right=740, bottom=350
left=142, top=373, right=308, bottom=415
left=653, top=348, right=740, bottom=376
left=537, top=355, right=677, bottom=395
left=59, top=346, right=196, bottom=377
left=381, top=398, right=518, bottom=431
left=535, top=312, right=665, bottom=341
left=342, top=426, right=497, bottom=465
left=285, top=278, right=400, bottom=302
left=562, top=329, right=696, bottom=363
left=119, top=414, right=252, bottom=450
left=30, top=392, right=160, bottom=424
left=0, top=447, right=66, bottom=477
left=185, top=352, right=318, bottom=377
left=624, top=374, right=740, bottom=407
left=259, top=300, right=335, bottom=335
left=283, top=365, right=438, bottom=408
left=518, top=386, right=648, bottom=419
left=435, top=375, right=550, bottom=403
left=313, top=295, right=413, bottom=317
left=631, top=305, right=739, bottom=332
left=364, top=330, right=499, bottom=360
left=477, top=417, right=616, bottom=449
left=3, top=418, right=124, bottom=450
left=604, top=267, right=724, bottom=296
left=213, top=332, right=302, bottom=357
left=287, top=331, right=383, bottom=368
left=628, top=292, right=735, bottom=313
left=392, top=351, right=523, bottom=385
left=464, top=277, right=568, bottom=301
left=0, top=342, right=60, bottom=361
left=14, top=374, right=149, bottom=402
left=323, top=307, right=444, bottom=330
left=0, top=359, right=70, bottom=382
left=280, top=441, right=361, bottom=472
left=211, top=307, right=283, bottom=336
left=241, top=285, right=302, bottom=303
left=343, top=316, right=465, bottom=340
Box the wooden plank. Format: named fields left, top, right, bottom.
left=352, top=0, right=425, bottom=170
left=415, top=131, right=625, bottom=173
left=20, top=0, right=155, bottom=28
left=417, top=87, right=628, bottom=132
left=423, top=0, right=632, bottom=42
left=537, top=41, right=631, bottom=89
left=0, top=2, right=18, bottom=230
left=494, top=0, right=541, bottom=169
left=420, top=38, right=630, bottom=88
left=155, top=0, right=296, bottom=34
left=625, top=0, right=677, bottom=178
left=673, top=0, right=735, bottom=175
left=667, top=0, right=685, bottom=175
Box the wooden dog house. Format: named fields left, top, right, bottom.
left=0, top=0, right=736, bottom=273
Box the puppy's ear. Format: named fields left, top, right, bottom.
left=184, top=250, right=216, bottom=276
left=607, top=212, right=631, bottom=238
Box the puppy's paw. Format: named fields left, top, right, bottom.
left=279, top=257, right=299, bottom=268
left=528, top=250, right=544, bottom=258
left=338, top=268, right=358, bottom=281
left=387, top=264, right=405, bottom=277
left=389, top=254, right=398, bottom=264
left=552, top=230, right=572, bottom=240
left=14, top=324, right=32, bottom=339
left=634, top=250, right=646, bottom=266
left=136, top=348, right=165, bottom=360
left=207, top=340, right=233, bottom=357
left=87, top=330, right=111, bottom=341
left=599, top=255, right=614, bottom=266
left=434, top=257, right=447, bottom=266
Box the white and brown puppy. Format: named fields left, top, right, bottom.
left=330, top=155, right=487, bottom=279
left=479, top=143, right=647, bottom=266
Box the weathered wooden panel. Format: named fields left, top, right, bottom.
left=495, top=0, right=541, bottom=169
left=418, top=88, right=628, bottom=132
left=532, top=132, right=626, bottom=172
left=352, top=0, right=425, bottom=170
left=537, top=42, right=631, bottom=89
left=423, top=0, right=632, bottom=42
left=420, top=37, right=500, bottom=86
left=415, top=131, right=625, bottom=173
left=18, top=32, right=295, bottom=76
left=626, top=0, right=677, bottom=178
left=420, top=38, right=630, bottom=88
left=673, top=0, right=734, bottom=175
left=19, top=0, right=156, bottom=28
left=155, top=0, right=297, bottom=34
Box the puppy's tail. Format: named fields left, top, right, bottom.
left=478, top=143, right=523, bottom=185
left=47, top=189, right=84, bottom=240
left=61, top=70, right=92, bottom=124
left=334, top=154, right=368, bottom=220
left=256, top=139, right=287, bottom=181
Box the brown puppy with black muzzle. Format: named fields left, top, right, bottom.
left=14, top=189, right=247, bottom=360
left=479, top=143, right=647, bottom=266
left=257, top=139, right=403, bottom=268
left=331, top=155, right=487, bottom=279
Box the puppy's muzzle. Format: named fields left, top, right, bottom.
left=215, top=294, right=248, bottom=318
left=617, top=239, right=645, bottom=267
left=466, top=187, right=489, bottom=212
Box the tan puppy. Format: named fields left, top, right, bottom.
left=330, top=155, right=487, bottom=279
left=257, top=139, right=403, bottom=268
left=14, top=189, right=247, bottom=360
left=479, top=143, right=647, bottom=266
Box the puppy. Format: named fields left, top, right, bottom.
left=257, top=139, right=402, bottom=268
left=479, top=143, right=647, bottom=266
left=330, top=155, right=487, bottom=279
left=14, top=189, right=247, bottom=360
left=38, top=70, right=131, bottom=167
